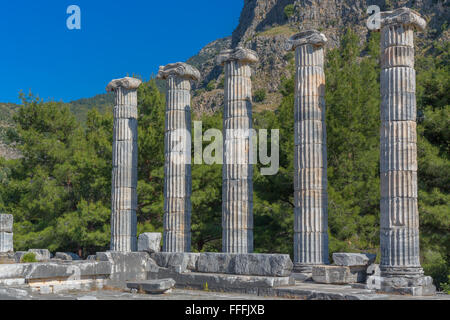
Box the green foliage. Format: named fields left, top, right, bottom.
left=284, top=4, right=295, bottom=18
left=415, top=40, right=450, bottom=289
left=253, top=88, right=267, bottom=103
left=206, top=80, right=216, bottom=92
left=21, top=252, right=37, bottom=263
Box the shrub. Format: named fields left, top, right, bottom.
left=253, top=88, right=267, bottom=103
left=21, top=252, right=37, bottom=263
left=284, top=4, right=295, bottom=18
left=206, top=80, right=216, bottom=92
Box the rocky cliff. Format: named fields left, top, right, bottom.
left=189, top=0, right=449, bottom=114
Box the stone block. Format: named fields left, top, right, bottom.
left=196, top=253, right=293, bottom=277
left=332, top=253, right=376, bottom=266
left=0, top=214, right=13, bottom=233
left=137, top=233, right=161, bottom=253
left=148, top=267, right=293, bottom=292
left=54, top=252, right=81, bottom=261
left=96, top=251, right=152, bottom=285
left=28, top=249, right=52, bottom=261
left=312, top=265, right=367, bottom=284
left=126, top=278, right=175, bottom=294
left=151, top=252, right=199, bottom=273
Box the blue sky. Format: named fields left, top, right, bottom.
left=0, top=1, right=243, bottom=104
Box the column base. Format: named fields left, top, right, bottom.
left=366, top=266, right=436, bottom=296
left=293, top=263, right=316, bottom=274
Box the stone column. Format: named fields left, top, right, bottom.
left=0, top=214, right=13, bottom=253
left=376, top=8, right=434, bottom=295
left=157, top=63, right=200, bottom=253
left=217, top=47, right=259, bottom=253
left=107, top=77, right=142, bottom=252
left=287, top=30, right=329, bottom=273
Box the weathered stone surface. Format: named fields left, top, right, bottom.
left=374, top=8, right=433, bottom=295
left=28, top=249, right=51, bottom=262
left=151, top=252, right=293, bottom=277
left=106, top=77, right=142, bottom=92
left=0, top=214, right=13, bottom=233
left=0, top=232, right=13, bottom=253
left=366, top=274, right=436, bottom=296
left=198, top=253, right=293, bottom=277
left=288, top=30, right=329, bottom=273
left=0, top=261, right=111, bottom=281
left=157, top=62, right=200, bottom=81
left=96, top=251, right=152, bottom=285
left=151, top=252, right=200, bottom=273
left=127, top=278, right=175, bottom=294
left=367, top=264, right=380, bottom=276
left=312, top=265, right=367, bottom=284
left=158, top=64, right=199, bottom=253
left=332, top=253, right=376, bottom=266
left=148, top=267, right=293, bottom=292
left=54, top=252, right=81, bottom=261
left=137, top=233, right=161, bottom=253
left=107, top=77, right=141, bottom=252
left=218, top=47, right=258, bottom=254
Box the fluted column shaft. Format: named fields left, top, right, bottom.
left=158, top=62, right=200, bottom=253
left=163, top=76, right=192, bottom=252
left=289, top=31, right=329, bottom=272
left=0, top=214, right=13, bottom=253
left=218, top=48, right=258, bottom=253
left=107, top=77, right=141, bottom=252
left=380, top=22, right=422, bottom=276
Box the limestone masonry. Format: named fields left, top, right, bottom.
left=157, top=63, right=200, bottom=253
left=217, top=47, right=259, bottom=254
left=375, top=7, right=435, bottom=296
left=287, top=30, right=329, bottom=273
left=107, top=77, right=142, bottom=252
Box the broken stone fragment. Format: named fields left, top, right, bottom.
left=332, top=253, right=376, bottom=266
left=367, top=264, right=380, bottom=276
left=138, top=232, right=161, bottom=254
left=151, top=252, right=200, bottom=273
left=151, top=252, right=293, bottom=277
left=54, top=252, right=81, bottom=261
left=126, top=278, right=175, bottom=294
left=312, top=265, right=367, bottom=284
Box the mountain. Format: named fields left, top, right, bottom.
left=189, top=0, right=450, bottom=113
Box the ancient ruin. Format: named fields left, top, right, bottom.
left=157, top=63, right=200, bottom=253
left=375, top=7, right=435, bottom=296
left=0, top=214, right=13, bottom=255
left=107, top=77, right=142, bottom=252
left=287, top=30, right=329, bottom=274
left=217, top=47, right=259, bottom=254
left=0, top=6, right=446, bottom=301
